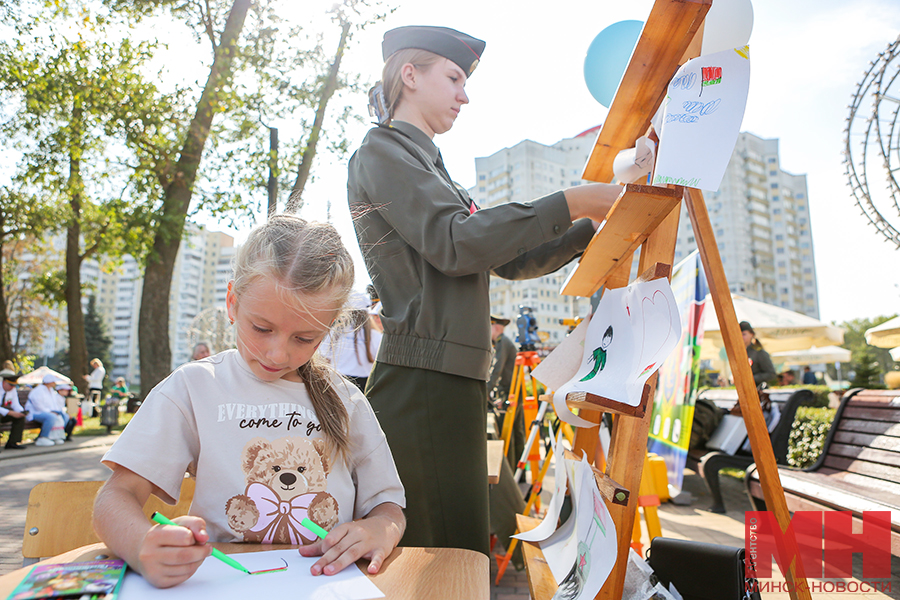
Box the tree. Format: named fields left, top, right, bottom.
left=2, top=230, right=64, bottom=362
left=84, top=295, right=112, bottom=369
left=0, top=12, right=166, bottom=382
left=850, top=346, right=884, bottom=389
left=117, top=0, right=386, bottom=393
left=0, top=189, right=60, bottom=365
left=830, top=315, right=898, bottom=385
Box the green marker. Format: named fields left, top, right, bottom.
left=301, top=517, right=328, bottom=540
left=150, top=512, right=250, bottom=574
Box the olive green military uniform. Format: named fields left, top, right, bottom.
left=348, top=120, right=595, bottom=555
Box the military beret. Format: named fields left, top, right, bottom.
left=382, top=25, right=485, bottom=77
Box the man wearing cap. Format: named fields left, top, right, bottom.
left=26, top=374, right=71, bottom=446
left=0, top=369, right=26, bottom=450
left=488, top=315, right=524, bottom=468
left=348, top=25, right=621, bottom=555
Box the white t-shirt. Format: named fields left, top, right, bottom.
left=1, top=387, right=23, bottom=416
left=319, top=328, right=383, bottom=378
left=86, top=367, right=106, bottom=390
left=26, top=385, right=61, bottom=415
left=102, top=350, right=404, bottom=545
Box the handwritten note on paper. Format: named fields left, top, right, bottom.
left=552, top=279, right=682, bottom=409
left=652, top=46, right=751, bottom=192
left=118, top=549, right=385, bottom=600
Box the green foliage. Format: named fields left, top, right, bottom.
left=831, top=314, right=898, bottom=386
left=787, top=406, right=835, bottom=469
left=850, top=346, right=885, bottom=389
left=84, top=295, right=112, bottom=369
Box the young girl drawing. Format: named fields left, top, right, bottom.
left=93, top=216, right=406, bottom=588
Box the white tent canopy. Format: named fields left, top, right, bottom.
left=864, top=315, right=900, bottom=349
left=17, top=366, right=74, bottom=387
left=770, top=345, right=851, bottom=366
left=701, top=294, right=845, bottom=360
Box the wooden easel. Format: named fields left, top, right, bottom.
left=521, top=0, right=811, bottom=599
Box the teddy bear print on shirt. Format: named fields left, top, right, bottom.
left=225, top=437, right=339, bottom=544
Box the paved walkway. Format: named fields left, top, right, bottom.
left=2, top=440, right=897, bottom=599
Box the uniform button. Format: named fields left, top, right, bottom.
left=517, top=248, right=526, bottom=256
left=553, top=225, right=561, bottom=234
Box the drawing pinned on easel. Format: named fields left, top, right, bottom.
left=513, top=429, right=569, bottom=543
left=547, top=454, right=618, bottom=600
left=652, top=45, right=751, bottom=192
left=551, top=278, right=682, bottom=424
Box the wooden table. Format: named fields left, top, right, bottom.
left=0, top=543, right=489, bottom=600
left=487, top=439, right=504, bottom=485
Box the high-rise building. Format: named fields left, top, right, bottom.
left=50, top=224, right=235, bottom=387
left=471, top=129, right=820, bottom=348
left=672, top=133, right=819, bottom=318
left=471, top=130, right=598, bottom=346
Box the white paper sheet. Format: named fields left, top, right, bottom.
left=118, top=549, right=385, bottom=600
left=540, top=458, right=582, bottom=583
left=513, top=429, right=569, bottom=543
left=652, top=46, right=751, bottom=192
left=553, top=279, right=682, bottom=409
left=532, top=317, right=598, bottom=428
left=550, top=454, right=618, bottom=600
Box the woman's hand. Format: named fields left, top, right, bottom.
left=298, top=503, right=405, bottom=576
left=136, top=516, right=212, bottom=588
left=564, top=183, right=623, bottom=223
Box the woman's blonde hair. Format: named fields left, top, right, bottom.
left=232, top=215, right=355, bottom=462
left=372, top=48, right=443, bottom=123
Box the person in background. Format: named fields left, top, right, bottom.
left=740, top=321, right=776, bottom=387
left=83, top=358, right=106, bottom=416
left=802, top=366, right=817, bottom=385
left=110, top=377, right=130, bottom=401
left=0, top=369, right=26, bottom=450
left=191, top=342, right=211, bottom=361
left=55, top=383, right=77, bottom=441
left=319, top=294, right=383, bottom=392
left=779, top=369, right=795, bottom=386
left=487, top=314, right=523, bottom=468
left=26, top=374, right=71, bottom=446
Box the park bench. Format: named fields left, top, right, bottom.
left=745, top=388, right=900, bottom=556
left=0, top=390, right=43, bottom=440
left=686, top=387, right=812, bottom=513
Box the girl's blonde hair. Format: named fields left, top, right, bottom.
left=370, top=48, right=442, bottom=124
left=232, top=215, right=355, bottom=462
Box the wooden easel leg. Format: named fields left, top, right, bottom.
left=683, top=187, right=809, bottom=600
left=597, top=205, right=679, bottom=600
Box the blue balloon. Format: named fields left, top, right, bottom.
left=584, top=20, right=644, bottom=108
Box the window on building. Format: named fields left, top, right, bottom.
left=769, top=171, right=777, bottom=176
left=768, top=157, right=777, bottom=163
left=770, top=183, right=779, bottom=189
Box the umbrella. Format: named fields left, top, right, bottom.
left=17, top=366, right=74, bottom=387
left=770, top=345, right=851, bottom=366
left=864, top=315, right=900, bottom=349
left=701, top=294, right=844, bottom=360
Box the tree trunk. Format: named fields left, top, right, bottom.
left=66, top=102, right=88, bottom=386
left=285, top=19, right=351, bottom=213
left=0, top=241, right=14, bottom=365
left=138, top=0, right=251, bottom=395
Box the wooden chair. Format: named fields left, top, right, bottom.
left=22, top=476, right=196, bottom=564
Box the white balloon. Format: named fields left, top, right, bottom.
left=701, top=0, right=754, bottom=56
